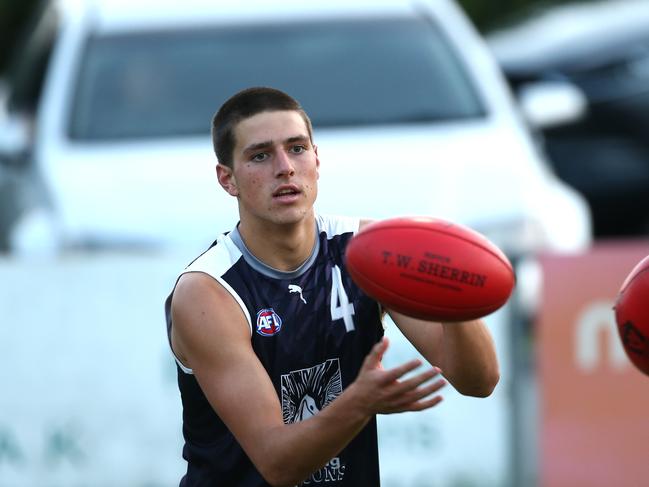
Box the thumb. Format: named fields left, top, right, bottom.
left=363, top=337, right=389, bottom=370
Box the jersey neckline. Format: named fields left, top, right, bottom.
left=228, top=217, right=321, bottom=280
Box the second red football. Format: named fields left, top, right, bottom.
left=614, top=254, right=649, bottom=376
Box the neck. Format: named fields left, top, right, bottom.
left=237, top=213, right=317, bottom=272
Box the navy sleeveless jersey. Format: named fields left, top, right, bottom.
left=165, top=214, right=385, bottom=486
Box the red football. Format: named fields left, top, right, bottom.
left=614, top=254, right=649, bottom=376
left=345, top=217, right=515, bottom=321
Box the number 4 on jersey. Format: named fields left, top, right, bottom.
left=330, top=265, right=355, bottom=332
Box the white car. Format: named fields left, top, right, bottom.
left=0, top=0, right=591, bottom=257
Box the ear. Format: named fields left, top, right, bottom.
left=314, top=145, right=320, bottom=178
left=216, top=163, right=239, bottom=196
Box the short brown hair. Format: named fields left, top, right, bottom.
left=211, top=87, right=313, bottom=168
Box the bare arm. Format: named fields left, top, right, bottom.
left=171, top=272, right=446, bottom=487
left=357, top=219, right=499, bottom=397
left=387, top=310, right=500, bottom=397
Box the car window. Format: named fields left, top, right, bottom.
left=69, top=15, right=485, bottom=140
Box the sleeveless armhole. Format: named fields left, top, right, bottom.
left=317, top=213, right=386, bottom=324
left=316, top=213, right=360, bottom=238
left=171, top=234, right=253, bottom=375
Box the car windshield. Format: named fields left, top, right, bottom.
left=69, top=16, right=485, bottom=140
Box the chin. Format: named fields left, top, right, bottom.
left=272, top=207, right=314, bottom=225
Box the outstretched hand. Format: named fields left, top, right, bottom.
left=352, top=337, right=446, bottom=415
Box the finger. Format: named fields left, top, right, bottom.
left=375, top=336, right=389, bottom=362
left=384, top=378, right=446, bottom=413
left=407, top=394, right=444, bottom=412
left=362, top=337, right=389, bottom=370
left=390, top=377, right=447, bottom=407
left=380, top=358, right=424, bottom=384
left=381, top=393, right=444, bottom=414
left=389, top=367, right=442, bottom=395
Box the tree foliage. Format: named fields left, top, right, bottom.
left=457, top=0, right=600, bottom=32
left=0, top=0, right=43, bottom=75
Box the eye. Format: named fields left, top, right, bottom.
left=290, top=145, right=307, bottom=154
left=251, top=152, right=268, bottom=162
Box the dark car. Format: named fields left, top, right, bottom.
left=488, top=0, right=649, bottom=238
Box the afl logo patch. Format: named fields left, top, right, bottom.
left=256, top=308, right=283, bottom=336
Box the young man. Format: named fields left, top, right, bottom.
left=165, top=87, right=500, bottom=486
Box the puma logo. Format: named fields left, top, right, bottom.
left=288, top=284, right=307, bottom=304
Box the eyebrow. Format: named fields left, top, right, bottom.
left=243, top=135, right=310, bottom=154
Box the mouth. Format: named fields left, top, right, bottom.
left=273, top=186, right=301, bottom=199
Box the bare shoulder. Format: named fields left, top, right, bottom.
left=172, top=271, right=231, bottom=308
left=171, top=271, right=251, bottom=369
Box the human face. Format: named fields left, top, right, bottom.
left=217, top=110, right=320, bottom=228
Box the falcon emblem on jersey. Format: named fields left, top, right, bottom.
left=256, top=308, right=283, bottom=336
left=281, top=358, right=342, bottom=424
left=288, top=284, right=307, bottom=304
left=281, top=360, right=348, bottom=483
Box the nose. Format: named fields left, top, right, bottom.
left=274, top=150, right=295, bottom=177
